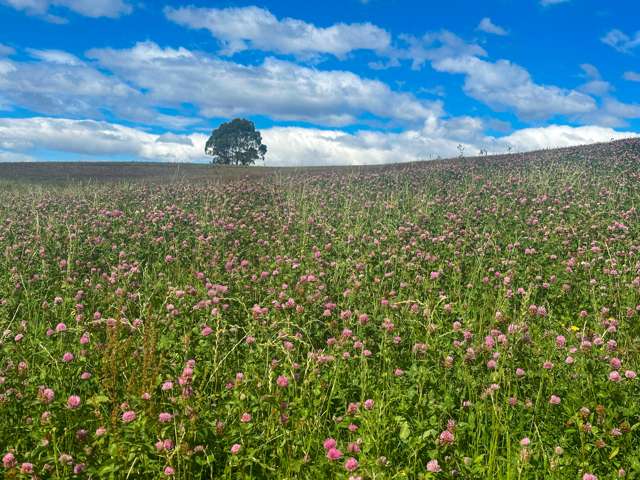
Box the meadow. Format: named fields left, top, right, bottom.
left=1, top=139, right=640, bottom=479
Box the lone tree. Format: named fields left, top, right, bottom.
left=205, top=118, right=267, bottom=166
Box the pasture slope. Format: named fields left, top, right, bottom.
left=1, top=138, right=640, bottom=479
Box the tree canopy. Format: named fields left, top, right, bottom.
left=205, top=118, right=267, bottom=166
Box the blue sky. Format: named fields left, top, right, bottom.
left=0, top=0, right=639, bottom=165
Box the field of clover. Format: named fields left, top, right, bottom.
left=1, top=139, right=640, bottom=479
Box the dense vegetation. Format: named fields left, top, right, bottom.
left=1, top=139, right=640, bottom=479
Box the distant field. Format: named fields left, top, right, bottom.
left=1, top=138, right=640, bottom=479
left=3, top=138, right=638, bottom=184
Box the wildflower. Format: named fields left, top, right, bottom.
left=520, top=437, right=530, bottom=447
left=2, top=453, right=16, bottom=469
left=582, top=474, right=598, bottom=480
left=609, top=371, right=621, bottom=382
left=121, top=411, right=136, bottom=423
left=549, top=395, right=561, bottom=405
left=364, top=399, right=374, bottom=410
left=20, top=463, right=33, bottom=474
left=625, top=370, right=637, bottom=379
left=323, top=438, right=337, bottom=450
left=161, top=381, right=173, bottom=391
left=158, top=412, right=173, bottom=423
left=240, top=413, right=252, bottom=423
left=201, top=325, right=213, bottom=336
left=439, top=430, right=454, bottom=445
left=67, top=395, right=81, bottom=409
left=426, top=459, right=442, bottom=472
left=326, top=448, right=343, bottom=461
left=276, top=375, right=289, bottom=388
left=230, top=444, right=242, bottom=455
left=164, top=466, right=175, bottom=476
left=40, top=387, right=55, bottom=403
left=344, top=457, right=358, bottom=472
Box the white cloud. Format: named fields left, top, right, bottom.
left=432, top=55, right=595, bottom=119
left=573, top=64, right=640, bottom=127
left=601, top=29, right=640, bottom=53
left=0, top=116, right=636, bottom=166
left=397, top=31, right=595, bottom=120
left=400, top=30, right=487, bottom=70
left=579, top=98, right=640, bottom=128
left=497, top=124, right=636, bottom=151
left=0, top=48, right=200, bottom=128
left=0, top=117, right=207, bottom=162
left=624, top=71, right=640, bottom=82
left=477, top=17, right=508, bottom=36
left=164, top=6, right=391, bottom=58
left=0, top=150, right=35, bottom=162
left=0, top=44, right=15, bottom=56
left=577, top=63, right=612, bottom=96
left=87, top=41, right=442, bottom=127
left=0, top=0, right=132, bottom=19
left=26, top=48, right=83, bottom=65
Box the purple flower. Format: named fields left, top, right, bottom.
left=323, top=438, right=337, bottom=450
left=344, top=457, right=358, bottom=472
left=276, top=375, right=289, bottom=388
left=67, top=395, right=81, bottom=409
left=326, top=448, right=343, bottom=461
left=158, top=412, right=173, bottom=423
left=426, top=459, right=441, bottom=472
left=2, top=453, right=16, bottom=469
left=121, top=410, right=136, bottom=423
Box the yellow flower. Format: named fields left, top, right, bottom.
left=570, top=325, right=579, bottom=332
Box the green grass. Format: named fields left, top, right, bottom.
left=1, top=139, right=640, bottom=479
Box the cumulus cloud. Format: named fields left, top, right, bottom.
left=0, top=48, right=207, bottom=129
left=0, top=150, right=35, bottom=162
left=624, top=71, right=640, bottom=82
left=396, top=31, right=595, bottom=120
left=477, top=18, right=508, bottom=36
left=0, top=116, right=636, bottom=166
left=399, top=30, right=487, bottom=70
left=432, top=55, right=595, bottom=119
left=164, top=5, right=391, bottom=58
left=26, top=48, right=83, bottom=65
left=573, top=64, right=640, bottom=127
left=0, top=117, right=207, bottom=162
left=0, top=44, right=15, bottom=56
left=87, top=41, right=442, bottom=126
left=497, top=124, right=636, bottom=151
left=0, top=0, right=132, bottom=20
left=579, top=98, right=640, bottom=128
left=577, top=63, right=612, bottom=96
left=601, top=29, right=640, bottom=53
